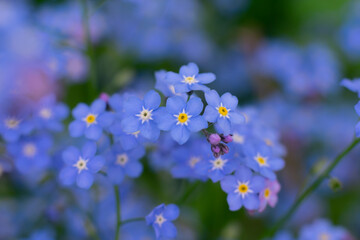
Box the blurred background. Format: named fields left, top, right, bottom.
left=1, top=0, right=360, bottom=239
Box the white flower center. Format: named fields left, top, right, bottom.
left=136, top=106, right=153, bottom=124
left=116, top=154, right=128, bottom=166
left=4, top=117, right=21, bottom=129
left=174, top=109, right=192, bottom=126
left=39, top=108, right=52, bottom=119
left=210, top=157, right=228, bottom=171
left=182, top=75, right=198, bottom=85
left=155, top=214, right=167, bottom=227
left=73, top=157, right=89, bottom=173
left=232, top=133, right=245, bottom=144
left=234, top=181, right=253, bottom=199
left=23, top=143, right=37, bottom=157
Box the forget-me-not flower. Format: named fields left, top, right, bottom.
left=146, top=203, right=179, bottom=239
left=165, top=62, right=216, bottom=93
left=155, top=96, right=207, bottom=144
left=298, top=219, right=350, bottom=240
left=203, top=90, right=244, bottom=135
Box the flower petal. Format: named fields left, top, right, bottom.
left=154, top=108, right=176, bottom=131
left=221, top=93, right=238, bottom=110
left=69, top=120, right=86, bottom=137
left=187, top=116, right=207, bottom=132
left=90, top=99, right=106, bottom=114
left=170, top=125, right=190, bottom=145
left=166, top=96, right=186, bottom=114
left=205, top=90, right=220, bottom=107
left=203, top=106, right=218, bottom=123
left=85, top=125, right=102, bottom=140
left=179, top=62, right=199, bottom=76
left=72, top=103, right=89, bottom=119
left=227, top=193, right=242, bottom=211
left=197, top=73, right=216, bottom=84
left=243, top=193, right=260, bottom=210
left=163, top=204, right=179, bottom=221
left=121, top=116, right=140, bottom=133
left=144, top=90, right=161, bottom=110
left=88, top=155, right=104, bottom=172
left=186, top=97, right=203, bottom=116
left=76, top=171, right=94, bottom=189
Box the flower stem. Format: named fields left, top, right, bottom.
left=114, top=185, right=121, bottom=240
left=264, top=137, right=360, bottom=238
left=177, top=181, right=201, bottom=205
left=120, top=217, right=145, bottom=226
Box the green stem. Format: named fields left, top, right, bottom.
left=114, top=185, right=121, bottom=240
left=120, top=217, right=145, bottom=226
left=81, top=0, right=98, bottom=97
left=177, top=181, right=201, bottom=205
left=264, top=137, right=360, bottom=238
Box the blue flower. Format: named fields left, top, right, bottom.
left=165, top=62, right=216, bottom=93
left=341, top=78, right=360, bottom=97
left=121, top=90, right=161, bottom=141
left=298, top=219, right=349, bottom=240
left=6, top=134, right=52, bottom=174
left=155, top=70, right=187, bottom=99
left=34, top=95, right=69, bottom=132
left=243, top=144, right=285, bottom=180
left=155, top=96, right=208, bottom=144
left=0, top=114, right=33, bottom=142
left=203, top=90, right=244, bottom=135
left=69, top=99, right=114, bottom=140
left=355, top=101, right=360, bottom=137
left=196, top=151, right=239, bottom=182
left=107, top=143, right=145, bottom=185
left=146, top=203, right=179, bottom=239
left=59, top=141, right=105, bottom=189
left=220, top=166, right=265, bottom=211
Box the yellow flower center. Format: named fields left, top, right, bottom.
left=83, top=113, right=97, bottom=127
left=238, top=184, right=248, bottom=194
left=255, top=153, right=268, bottom=167
left=218, top=106, right=228, bottom=116
left=178, top=113, right=188, bottom=123
left=5, top=118, right=20, bottom=129
left=264, top=188, right=271, bottom=198
left=183, top=76, right=197, bottom=84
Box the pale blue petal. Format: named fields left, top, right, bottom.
left=179, top=62, right=199, bottom=76
left=271, top=158, right=285, bottom=171
left=88, top=155, right=104, bottom=172
left=250, top=176, right=266, bottom=193
left=69, top=120, right=86, bottom=137
left=163, top=204, right=180, bottom=221
left=205, top=90, right=220, bottom=107
left=171, top=125, right=190, bottom=145
left=85, top=125, right=102, bottom=140
left=123, top=96, right=143, bottom=115
left=190, top=84, right=209, bottom=92
left=72, top=103, right=89, bottom=119
left=165, top=71, right=182, bottom=84
left=355, top=101, right=360, bottom=116
left=220, top=175, right=237, bottom=193
left=160, top=222, right=177, bottom=239
left=217, top=118, right=231, bottom=135
left=197, top=73, right=216, bottom=84
left=98, top=112, right=114, bottom=127
left=187, top=116, right=207, bottom=132
left=76, top=171, right=94, bottom=189
left=186, top=97, right=203, bottom=116
left=203, top=106, right=218, bottom=123
left=81, top=141, right=97, bottom=159
left=140, top=121, right=160, bottom=140
left=107, top=167, right=125, bottom=185
left=261, top=168, right=276, bottom=180
left=243, top=193, right=260, bottom=210
left=154, top=108, right=176, bottom=131
left=230, top=112, right=245, bottom=124
left=90, top=99, right=106, bottom=114
left=235, top=165, right=253, bottom=181
left=62, top=146, right=80, bottom=165
left=174, top=83, right=190, bottom=93
left=221, top=92, right=238, bottom=110
left=209, top=170, right=224, bottom=183
left=166, top=96, right=186, bottom=114
left=59, top=167, right=77, bottom=186
left=144, top=90, right=161, bottom=110
left=125, top=161, right=143, bottom=177
left=121, top=116, right=140, bottom=133
left=227, top=193, right=242, bottom=211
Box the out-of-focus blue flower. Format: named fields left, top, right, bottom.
left=165, top=62, right=215, bottom=93
left=341, top=78, right=360, bottom=97
left=355, top=101, right=360, bottom=137
left=0, top=113, right=33, bottom=142
left=244, top=144, right=285, bottom=180
left=33, top=95, right=69, bottom=132
left=69, top=99, right=114, bottom=140
left=171, top=137, right=210, bottom=180
left=121, top=90, right=161, bottom=141
left=155, top=96, right=207, bottom=144
left=107, top=143, right=145, bottom=185
left=298, top=219, right=350, bottom=240
left=203, top=90, right=244, bottom=135
left=59, top=141, right=104, bottom=189
left=22, top=229, right=55, bottom=240
left=7, top=134, right=52, bottom=174
left=271, top=231, right=295, bottom=240
left=155, top=70, right=186, bottom=99
left=146, top=203, right=179, bottom=239
left=220, top=166, right=265, bottom=211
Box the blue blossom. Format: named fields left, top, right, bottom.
left=341, top=78, right=360, bottom=97
left=354, top=101, right=360, bottom=137
left=34, top=95, right=69, bottom=132
left=243, top=144, right=285, bottom=180
left=121, top=90, right=161, bottom=141
left=203, top=90, right=244, bottom=135
left=155, top=96, right=208, bottom=144
left=196, top=150, right=239, bottom=182
left=298, top=219, right=349, bottom=240
left=107, top=143, right=145, bottom=185
left=155, top=70, right=186, bottom=98
left=0, top=114, right=33, bottom=142
left=165, top=62, right=216, bottom=93
left=59, top=141, right=105, bottom=189
left=170, top=138, right=210, bottom=180
left=146, top=203, right=179, bottom=239
left=220, top=166, right=265, bottom=211
left=7, top=134, right=52, bottom=174
left=69, top=99, right=114, bottom=140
